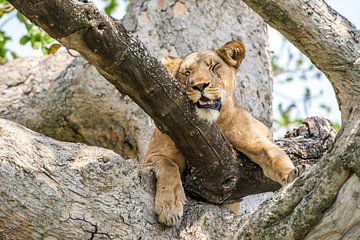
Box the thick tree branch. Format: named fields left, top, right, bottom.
left=236, top=118, right=360, bottom=239
left=7, top=0, right=280, bottom=203
left=0, top=117, right=339, bottom=239
left=0, top=118, right=241, bottom=239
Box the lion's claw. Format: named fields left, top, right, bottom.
left=154, top=184, right=186, bottom=226
left=280, top=164, right=311, bottom=185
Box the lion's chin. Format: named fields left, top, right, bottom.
left=195, top=107, right=220, bottom=122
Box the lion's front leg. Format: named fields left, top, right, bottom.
left=153, top=159, right=186, bottom=226
left=217, top=101, right=298, bottom=185
left=260, top=142, right=296, bottom=185
left=144, top=128, right=186, bottom=226
left=230, top=134, right=296, bottom=185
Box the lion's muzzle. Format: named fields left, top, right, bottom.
left=187, top=82, right=223, bottom=112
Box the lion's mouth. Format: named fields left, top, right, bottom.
left=196, top=97, right=222, bottom=110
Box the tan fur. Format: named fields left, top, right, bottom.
left=223, top=202, right=241, bottom=213
left=144, top=40, right=295, bottom=226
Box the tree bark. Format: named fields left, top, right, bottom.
left=0, top=117, right=336, bottom=239
left=0, top=53, right=152, bottom=161
left=234, top=0, right=360, bottom=238
left=6, top=0, right=276, bottom=203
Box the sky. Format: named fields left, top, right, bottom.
left=1, top=0, right=359, bottom=136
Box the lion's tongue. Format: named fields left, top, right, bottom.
left=199, top=98, right=213, bottom=105
left=196, top=99, right=222, bottom=110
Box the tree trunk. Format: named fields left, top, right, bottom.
left=6, top=0, right=277, bottom=203
left=0, top=117, right=335, bottom=239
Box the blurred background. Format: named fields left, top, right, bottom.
left=0, top=0, right=358, bottom=137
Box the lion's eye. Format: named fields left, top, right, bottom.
left=210, top=62, right=220, bottom=72
left=185, top=70, right=191, bottom=76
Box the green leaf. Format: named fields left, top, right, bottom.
left=304, top=87, right=311, bottom=98
left=41, top=47, right=49, bottom=55
left=0, top=56, right=6, bottom=64
left=332, top=123, right=341, bottom=132
left=16, top=12, right=27, bottom=23
left=293, top=119, right=303, bottom=124
left=10, top=51, right=17, bottom=59
left=285, top=77, right=293, bottom=82
left=20, top=36, right=30, bottom=45
left=32, top=41, right=42, bottom=49
left=104, top=0, right=118, bottom=15
left=319, top=103, right=331, bottom=113
left=296, top=58, right=303, bottom=68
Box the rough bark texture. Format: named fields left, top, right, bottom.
left=6, top=0, right=275, bottom=203
left=234, top=0, right=360, bottom=238
left=0, top=117, right=336, bottom=239
left=304, top=174, right=360, bottom=239
left=0, top=53, right=152, bottom=161
left=122, top=0, right=273, bottom=126
left=277, top=117, right=336, bottom=166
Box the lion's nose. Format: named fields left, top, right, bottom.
left=192, top=82, right=210, bottom=92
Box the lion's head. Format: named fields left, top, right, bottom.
left=162, top=40, right=245, bottom=122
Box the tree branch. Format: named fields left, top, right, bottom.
left=242, top=0, right=360, bottom=121
left=0, top=117, right=339, bottom=239
left=0, top=118, right=242, bottom=239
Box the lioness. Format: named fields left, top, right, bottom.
left=144, top=40, right=296, bottom=226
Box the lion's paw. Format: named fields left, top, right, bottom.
left=280, top=164, right=311, bottom=185
left=154, top=183, right=186, bottom=226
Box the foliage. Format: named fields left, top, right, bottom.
left=17, top=12, right=54, bottom=54
left=0, top=30, right=15, bottom=63
left=0, top=0, right=15, bottom=63
left=271, top=37, right=341, bottom=135
left=104, top=0, right=118, bottom=15
left=0, top=0, right=128, bottom=63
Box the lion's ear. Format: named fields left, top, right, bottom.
left=216, top=40, right=245, bottom=69
left=161, top=55, right=182, bottom=76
